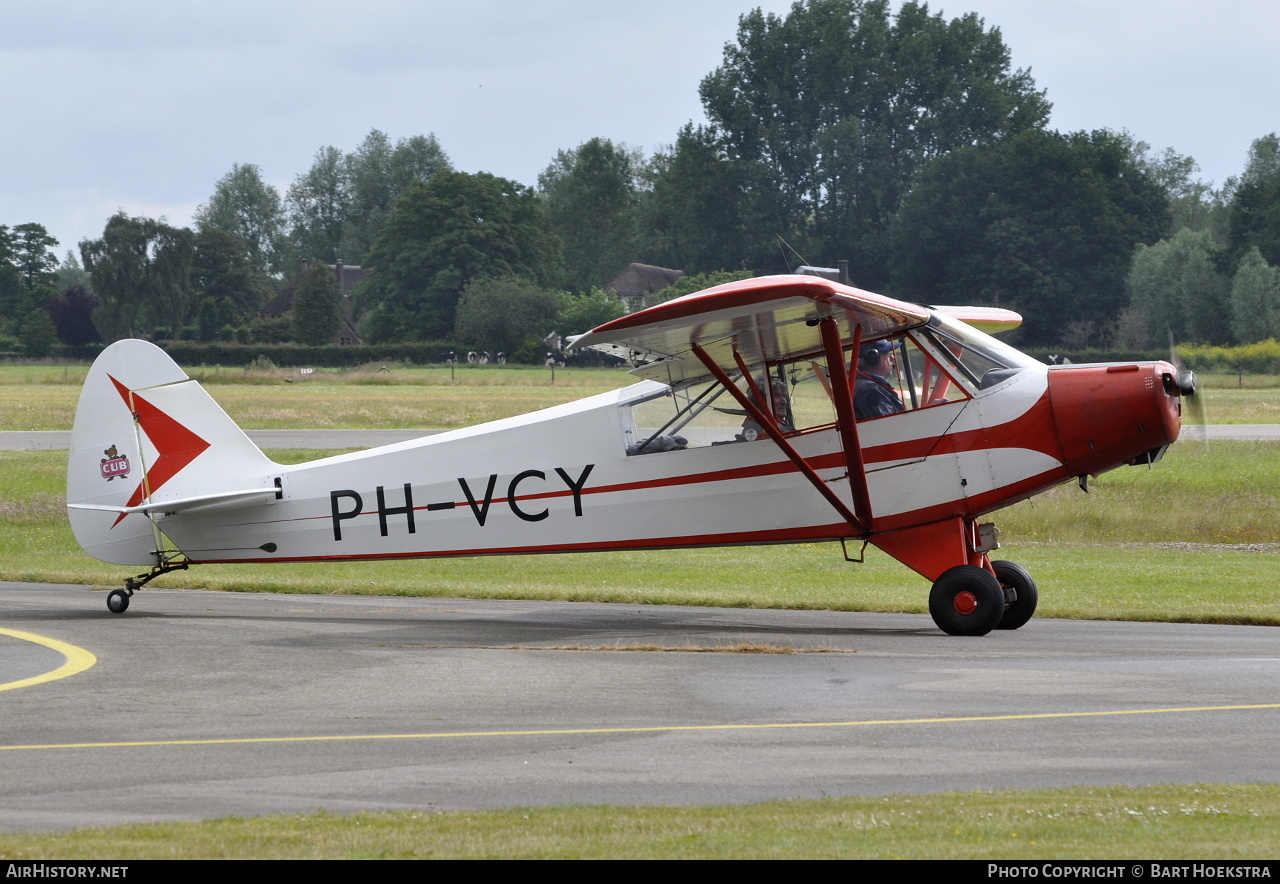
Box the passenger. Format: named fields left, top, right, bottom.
left=739, top=375, right=794, bottom=440
left=854, top=340, right=904, bottom=420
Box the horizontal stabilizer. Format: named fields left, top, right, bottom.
left=68, top=485, right=280, bottom=517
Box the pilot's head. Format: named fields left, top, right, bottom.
left=858, top=339, right=895, bottom=371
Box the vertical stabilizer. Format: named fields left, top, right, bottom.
left=67, top=340, right=276, bottom=565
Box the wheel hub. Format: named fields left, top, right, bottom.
left=952, top=590, right=978, bottom=615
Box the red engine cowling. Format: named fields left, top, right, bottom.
left=1046, top=361, right=1184, bottom=477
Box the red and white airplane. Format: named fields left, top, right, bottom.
left=66, top=275, right=1192, bottom=635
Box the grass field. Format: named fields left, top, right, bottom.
left=0, top=363, right=627, bottom=431
left=0, top=784, right=1276, bottom=859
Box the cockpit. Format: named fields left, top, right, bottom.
left=620, top=313, right=1037, bottom=455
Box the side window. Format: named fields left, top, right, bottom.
left=781, top=360, right=838, bottom=432
left=895, top=336, right=969, bottom=410
left=853, top=335, right=969, bottom=421
left=619, top=331, right=975, bottom=454
left=624, top=380, right=769, bottom=453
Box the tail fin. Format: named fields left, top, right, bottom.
left=67, top=340, right=277, bottom=565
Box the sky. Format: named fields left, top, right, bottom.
left=3, top=0, right=1276, bottom=258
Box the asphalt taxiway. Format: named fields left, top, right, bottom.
left=2, top=582, right=1278, bottom=832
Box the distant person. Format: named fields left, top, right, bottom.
left=854, top=340, right=904, bottom=420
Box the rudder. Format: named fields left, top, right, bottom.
left=67, top=340, right=276, bottom=565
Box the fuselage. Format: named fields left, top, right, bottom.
left=153, top=356, right=1183, bottom=566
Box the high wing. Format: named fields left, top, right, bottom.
left=932, top=305, right=1023, bottom=334
left=573, top=275, right=933, bottom=388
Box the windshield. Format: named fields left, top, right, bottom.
left=924, top=314, right=1039, bottom=390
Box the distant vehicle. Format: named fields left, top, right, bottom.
left=67, top=275, right=1192, bottom=635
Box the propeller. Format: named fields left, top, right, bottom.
left=1167, top=329, right=1207, bottom=435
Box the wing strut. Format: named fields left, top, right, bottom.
left=819, top=315, right=875, bottom=532
left=691, top=341, right=870, bottom=538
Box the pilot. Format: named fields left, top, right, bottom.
left=854, top=339, right=904, bottom=420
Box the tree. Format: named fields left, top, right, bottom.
left=193, top=163, right=288, bottom=279
left=539, top=138, right=642, bottom=291
left=454, top=276, right=560, bottom=355
left=11, top=223, right=59, bottom=297
left=0, top=224, right=60, bottom=331
left=286, top=131, right=452, bottom=265
left=192, top=228, right=271, bottom=340
left=642, top=125, right=755, bottom=274
left=890, top=129, right=1169, bottom=346
left=1227, top=134, right=1280, bottom=268
left=642, top=269, right=754, bottom=308
left=697, top=0, right=1050, bottom=285
left=1230, top=247, right=1280, bottom=344
left=0, top=227, right=28, bottom=332
left=1126, top=228, right=1230, bottom=347
left=291, top=262, right=342, bottom=346
left=359, top=171, right=563, bottom=342
left=1135, top=143, right=1224, bottom=237
left=80, top=214, right=195, bottom=341
left=286, top=146, right=348, bottom=265
left=554, top=287, right=626, bottom=337
left=19, top=308, right=56, bottom=357
left=47, top=285, right=101, bottom=345
left=56, top=250, right=93, bottom=296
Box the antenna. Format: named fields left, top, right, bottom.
left=775, top=234, right=808, bottom=271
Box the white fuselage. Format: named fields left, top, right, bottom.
left=156, top=368, right=1060, bottom=565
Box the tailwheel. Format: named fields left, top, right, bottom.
left=929, top=565, right=1004, bottom=636
left=107, top=558, right=190, bottom=616
left=106, top=589, right=131, bottom=614
left=993, top=560, right=1038, bottom=630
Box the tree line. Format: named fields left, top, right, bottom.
left=6, top=0, right=1280, bottom=360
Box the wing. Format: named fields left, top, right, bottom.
left=932, top=305, right=1023, bottom=334
left=573, top=275, right=933, bottom=387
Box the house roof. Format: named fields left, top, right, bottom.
left=603, top=263, right=683, bottom=299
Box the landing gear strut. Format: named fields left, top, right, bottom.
left=106, top=559, right=190, bottom=614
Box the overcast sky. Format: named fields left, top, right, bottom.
left=3, top=0, right=1275, bottom=256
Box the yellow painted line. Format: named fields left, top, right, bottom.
left=0, top=628, right=98, bottom=692
left=2, top=702, right=1278, bottom=751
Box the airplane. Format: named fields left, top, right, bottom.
left=65, top=274, right=1194, bottom=635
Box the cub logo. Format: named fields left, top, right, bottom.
left=100, top=445, right=130, bottom=481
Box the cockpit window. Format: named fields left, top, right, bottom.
left=923, top=315, right=1038, bottom=390
left=620, top=329, right=985, bottom=453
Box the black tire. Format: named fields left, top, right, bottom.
left=929, top=565, right=1004, bottom=636
left=993, top=560, right=1038, bottom=630
left=106, top=589, right=129, bottom=614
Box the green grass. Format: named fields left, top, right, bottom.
left=0, top=784, right=1275, bottom=859
left=0, top=363, right=628, bottom=431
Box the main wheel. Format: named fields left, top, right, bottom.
left=106, top=589, right=130, bottom=614
left=929, top=565, right=1004, bottom=636
left=993, top=560, right=1038, bottom=630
